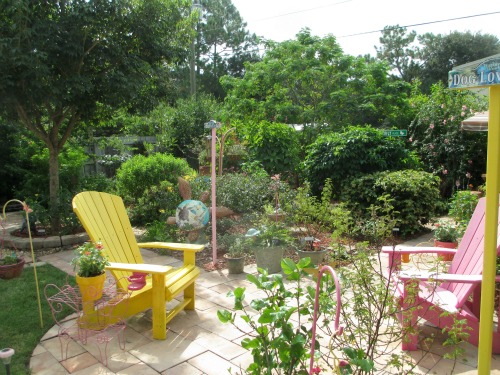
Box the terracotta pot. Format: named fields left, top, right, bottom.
left=0, top=258, right=25, bottom=280
left=434, top=239, right=457, bottom=261
left=76, top=273, right=106, bottom=301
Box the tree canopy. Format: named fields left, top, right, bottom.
left=0, top=0, right=195, bottom=229
left=222, top=29, right=413, bottom=141
left=377, top=26, right=500, bottom=92
left=194, top=0, right=260, bottom=99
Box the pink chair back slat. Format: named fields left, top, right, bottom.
left=441, top=198, right=500, bottom=307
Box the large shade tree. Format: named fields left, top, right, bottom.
left=0, top=0, right=195, bottom=230
left=221, top=29, right=413, bottom=143
left=376, top=27, right=500, bottom=92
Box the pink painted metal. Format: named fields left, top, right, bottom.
left=382, top=197, right=500, bottom=353
left=44, top=278, right=130, bottom=365
left=211, top=126, right=217, bottom=265
left=309, top=265, right=343, bottom=375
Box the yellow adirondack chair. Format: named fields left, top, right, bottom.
left=72, top=191, right=204, bottom=340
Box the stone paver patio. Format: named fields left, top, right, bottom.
left=28, top=241, right=500, bottom=375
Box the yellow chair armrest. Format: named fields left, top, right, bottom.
left=137, top=242, right=204, bottom=253
left=106, top=262, right=171, bottom=274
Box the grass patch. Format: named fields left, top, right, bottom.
left=0, top=264, right=74, bottom=375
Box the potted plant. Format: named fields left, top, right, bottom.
left=0, top=252, right=25, bottom=280
left=294, top=236, right=328, bottom=266
left=246, top=220, right=292, bottom=274
left=71, top=241, right=110, bottom=301
left=223, top=237, right=247, bottom=274
left=433, top=220, right=461, bottom=261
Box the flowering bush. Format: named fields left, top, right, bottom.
left=71, top=242, right=109, bottom=277
left=433, top=220, right=461, bottom=243
left=408, top=82, right=488, bottom=197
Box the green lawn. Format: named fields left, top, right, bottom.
left=0, top=263, right=74, bottom=375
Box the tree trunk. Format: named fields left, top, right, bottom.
left=48, top=144, right=61, bottom=231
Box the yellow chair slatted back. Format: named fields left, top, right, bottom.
left=73, top=191, right=144, bottom=289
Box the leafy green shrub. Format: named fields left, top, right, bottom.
left=129, top=180, right=179, bottom=225
left=285, top=179, right=352, bottom=239
left=244, top=121, right=300, bottom=179
left=448, top=190, right=479, bottom=230
left=28, top=189, right=82, bottom=235
left=408, top=82, right=487, bottom=197
left=214, top=173, right=281, bottom=214
left=115, top=153, right=194, bottom=202
left=142, top=220, right=180, bottom=242
left=13, top=137, right=87, bottom=201
left=341, top=169, right=440, bottom=236
left=79, top=172, right=115, bottom=193
left=304, top=126, right=420, bottom=196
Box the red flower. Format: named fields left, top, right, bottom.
left=310, top=366, right=321, bottom=374
left=339, top=360, right=349, bottom=367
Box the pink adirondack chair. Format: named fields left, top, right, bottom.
left=382, top=197, right=500, bottom=353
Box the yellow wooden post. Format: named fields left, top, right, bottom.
left=478, top=85, right=500, bottom=374
left=449, top=53, right=500, bottom=373
left=151, top=272, right=167, bottom=340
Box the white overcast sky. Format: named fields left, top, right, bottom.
left=231, top=0, right=500, bottom=57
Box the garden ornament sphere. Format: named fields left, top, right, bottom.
left=175, top=199, right=209, bottom=231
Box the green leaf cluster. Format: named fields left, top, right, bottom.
left=244, top=121, right=300, bottom=179
left=341, top=169, right=440, bottom=236
left=408, top=82, right=488, bottom=197
left=115, top=153, right=194, bottom=202
left=304, top=126, right=420, bottom=197
left=217, top=258, right=325, bottom=374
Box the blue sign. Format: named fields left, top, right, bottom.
left=449, top=53, right=500, bottom=89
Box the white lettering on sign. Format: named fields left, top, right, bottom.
left=453, top=74, right=476, bottom=86
left=479, top=71, right=500, bottom=84
left=448, top=53, right=500, bottom=89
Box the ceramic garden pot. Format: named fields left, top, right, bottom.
left=224, top=254, right=245, bottom=274
left=76, top=273, right=106, bottom=301
left=253, top=246, right=285, bottom=274
left=434, top=239, right=457, bottom=261
left=296, top=248, right=327, bottom=267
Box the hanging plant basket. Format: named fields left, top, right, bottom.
left=0, top=257, right=25, bottom=280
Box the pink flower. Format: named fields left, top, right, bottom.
left=462, top=105, right=467, bottom=110
left=311, top=366, right=321, bottom=374
left=429, top=123, right=434, bottom=129
left=443, top=119, right=447, bottom=124
left=409, top=137, right=413, bottom=142
left=22, top=202, right=33, bottom=213
left=339, top=360, right=349, bottom=367
left=443, top=169, right=448, bottom=175
left=468, top=160, right=473, bottom=164
left=466, top=172, right=472, bottom=179
left=461, top=111, right=465, bottom=116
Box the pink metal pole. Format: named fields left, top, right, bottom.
left=309, top=265, right=343, bottom=375
left=211, top=127, right=217, bottom=265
